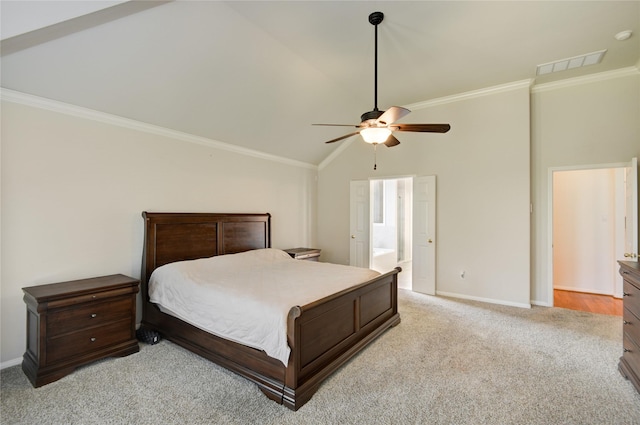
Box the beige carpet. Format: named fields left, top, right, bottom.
left=2, top=289, right=640, bottom=424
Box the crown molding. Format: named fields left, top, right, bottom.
left=0, top=88, right=317, bottom=171
left=406, top=79, right=534, bottom=111
left=531, top=66, right=640, bottom=93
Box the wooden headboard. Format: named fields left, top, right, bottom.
left=140, top=212, right=271, bottom=291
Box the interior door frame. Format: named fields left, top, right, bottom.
left=546, top=160, right=635, bottom=306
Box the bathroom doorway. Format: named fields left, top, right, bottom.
left=370, top=177, right=413, bottom=289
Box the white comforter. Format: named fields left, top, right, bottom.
left=148, top=248, right=381, bottom=365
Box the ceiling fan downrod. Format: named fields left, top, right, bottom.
left=369, top=11, right=384, bottom=115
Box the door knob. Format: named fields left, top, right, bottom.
left=351, top=235, right=356, bottom=239
left=428, top=239, right=433, bottom=243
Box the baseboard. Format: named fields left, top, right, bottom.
left=436, top=290, right=532, bottom=309
left=531, top=299, right=553, bottom=307
left=553, top=286, right=616, bottom=297
left=1, top=357, right=22, bottom=370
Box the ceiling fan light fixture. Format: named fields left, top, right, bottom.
left=361, top=127, right=392, bottom=144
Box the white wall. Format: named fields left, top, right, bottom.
left=531, top=69, right=640, bottom=305
left=553, top=168, right=618, bottom=295
left=0, top=99, right=318, bottom=365
left=318, top=82, right=532, bottom=308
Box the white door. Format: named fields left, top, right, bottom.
left=350, top=180, right=370, bottom=268
left=412, top=176, right=436, bottom=295
left=624, top=157, right=638, bottom=262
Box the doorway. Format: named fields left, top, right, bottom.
left=550, top=159, right=638, bottom=310
left=350, top=176, right=436, bottom=294
left=370, top=177, right=413, bottom=289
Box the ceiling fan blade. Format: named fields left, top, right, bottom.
left=384, top=135, right=401, bottom=147
left=325, top=131, right=361, bottom=144
left=392, top=123, right=451, bottom=133
left=313, top=124, right=361, bottom=127
left=376, top=106, right=411, bottom=125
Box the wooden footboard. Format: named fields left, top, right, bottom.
left=140, top=212, right=400, bottom=410
left=284, top=267, right=401, bottom=410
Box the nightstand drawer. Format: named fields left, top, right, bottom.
left=47, top=318, right=133, bottom=364
left=48, top=296, right=133, bottom=335
left=47, top=287, right=136, bottom=309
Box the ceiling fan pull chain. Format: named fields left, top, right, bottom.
left=373, top=143, right=378, bottom=170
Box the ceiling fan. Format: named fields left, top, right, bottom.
left=314, top=11, right=450, bottom=158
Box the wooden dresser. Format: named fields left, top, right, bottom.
left=619, top=261, right=640, bottom=394
left=22, top=274, right=139, bottom=387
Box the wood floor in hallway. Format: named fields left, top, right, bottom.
left=554, top=289, right=622, bottom=316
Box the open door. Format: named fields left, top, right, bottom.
left=412, top=176, right=436, bottom=295
left=350, top=180, right=370, bottom=268
left=624, top=157, right=638, bottom=262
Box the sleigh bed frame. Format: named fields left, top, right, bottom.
left=140, top=212, right=400, bottom=410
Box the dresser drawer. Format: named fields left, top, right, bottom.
left=48, top=296, right=133, bottom=336
left=624, top=280, right=640, bottom=319
left=624, top=334, right=640, bottom=376
left=47, top=318, right=133, bottom=364
left=624, top=308, right=640, bottom=346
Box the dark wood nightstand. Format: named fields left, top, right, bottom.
left=22, top=274, right=140, bottom=387
left=284, top=248, right=321, bottom=262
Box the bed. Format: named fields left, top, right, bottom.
left=140, top=212, right=401, bottom=410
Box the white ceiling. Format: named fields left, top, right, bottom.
left=2, top=1, right=639, bottom=165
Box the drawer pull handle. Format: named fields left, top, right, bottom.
left=92, top=295, right=97, bottom=299
left=624, top=293, right=631, bottom=297
left=624, top=348, right=632, bottom=353
left=90, top=313, right=97, bottom=318
left=90, top=337, right=96, bottom=342
left=624, top=320, right=631, bottom=325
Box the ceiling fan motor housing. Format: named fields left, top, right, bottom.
left=361, top=109, right=385, bottom=124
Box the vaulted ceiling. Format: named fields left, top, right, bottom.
left=2, top=1, right=639, bottom=165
